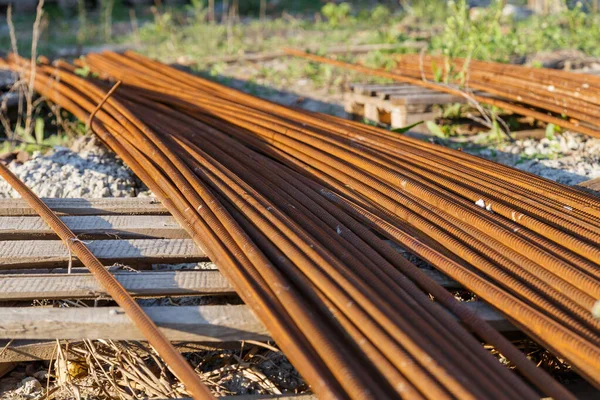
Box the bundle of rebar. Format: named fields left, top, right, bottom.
left=2, top=51, right=599, bottom=399
left=394, top=54, right=600, bottom=134
left=285, top=49, right=600, bottom=139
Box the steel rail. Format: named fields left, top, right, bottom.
left=402, top=54, right=600, bottom=89
left=390, top=59, right=600, bottom=127
left=10, top=58, right=474, bottom=399
left=394, top=56, right=600, bottom=108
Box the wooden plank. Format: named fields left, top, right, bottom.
left=0, top=301, right=514, bottom=363
left=0, top=305, right=269, bottom=341
left=0, top=340, right=63, bottom=363
left=375, top=86, right=437, bottom=100
left=0, top=340, right=240, bottom=363
left=513, top=129, right=546, bottom=140
left=0, top=215, right=188, bottom=240
left=0, top=271, right=232, bottom=300
left=227, top=396, right=315, bottom=400
left=0, top=238, right=207, bottom=269
left=347, top=94, right=396, bottom=111
left=391, top=93, right=468, bottom=106
left=349, top=83, right=407, bottom=95
left=577, top=177, right=600, bottom=192
left=0, top=197, right=167, bottom=216
left=0, top=268, right=461, bottom=300
left=0, top=302, right=514, bottom=342
left=223, top=395, right=316, bottom=400
left=146, top=394, right=315, bottom=400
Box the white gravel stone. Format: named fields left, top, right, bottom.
left=0, top=136, right=143, bottom=198
left=473, top=131, right=600, bottom=186
left=16, top=377, right=42, bottom=395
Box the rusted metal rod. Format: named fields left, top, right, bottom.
left=3, top=52, right=590, bottom=399
left=0, top=163, right=214, bottom=400
left=283, top=48, right=600, bottom=138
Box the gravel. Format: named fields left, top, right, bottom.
left=2, top=130, right=598, bottom=202
left=0, top=136, right=144, bottom=199
left=472, top=131, right=600, bottom=185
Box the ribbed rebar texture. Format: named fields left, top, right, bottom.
left=3, top=51, right=598, bottom=399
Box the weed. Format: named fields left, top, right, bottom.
left=442, top=103, right=463, bottom=119
left=426, top=120, right=451, bottom=139
left=545, top=123, right=557, bottom=140
left=77, top=0, right=87, bottom=44
left=321, top=2, right=353, bottom=28
left=401, top=0, right=450, bottom=23
left=391, top=120, right=423, bottom=134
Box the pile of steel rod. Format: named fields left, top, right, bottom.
left=285, top=48, right=600, bottom=139
left=393, top=54, right=600, bottom=133
left=2, top=52, right=599, bottom=399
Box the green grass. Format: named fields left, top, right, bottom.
left=4, top=1, right=600, bottom=150
left=5, top=1, right=600, bottom=69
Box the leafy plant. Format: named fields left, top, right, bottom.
left=401, top=0, right=450, bottom=23
left=321, top=2, right=352, bottom=27
left=187, top=0, right=209, bottom=24
left=392, top=120, right=423, bottom=134
left=426, top=120, right=448, bottom=138
left=442, top=103, right=463, bottom=119
left=545, top=123, right=556, bottom=140
left=77, top=0, right=87, bottom=44
left=100, top=0, right=115, bottom=42
left=370, top=5, right=391, bottom=24
left=34, top=117, right=44, bottom=144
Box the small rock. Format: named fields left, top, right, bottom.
left=16, top=377, right=42, bottom=395
left=523, top=146, right=537, bottom=157
left=33, top=370, right=48, bottom=381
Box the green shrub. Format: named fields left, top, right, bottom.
left=321, top=2, right=352, bottom=27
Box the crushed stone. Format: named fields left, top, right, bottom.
left=472, top=131, right=600, bottom=186
left=0, top=136, right=144, bottom=199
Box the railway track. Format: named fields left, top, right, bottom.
left=1, top=52, right=599, bottom=399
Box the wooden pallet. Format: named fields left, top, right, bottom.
left=2, top=197, right=600, bottom=398
left=0, top=197, right=515, bottom=357
left=344, top=83, right=470, bottom=131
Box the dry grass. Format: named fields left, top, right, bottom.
left=0, top=0, right=47, bottom=151
left=0, top=290, right=307, bottom=399
left=40, top=339, right=307, bottom=399
left=487, top=338, right=578, bottom=384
